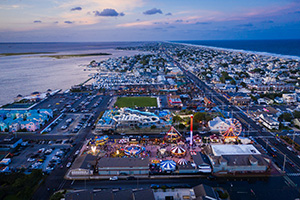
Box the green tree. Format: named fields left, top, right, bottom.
left=173, top=115, right=182, bottom=122
left=279, top=112, right=293, bottom=122
left=293, top=111, right=300, bottom=119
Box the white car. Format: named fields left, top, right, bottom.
left=109, top=176, right=118, bottom=181
left=66, top=162, right=72, bottom=168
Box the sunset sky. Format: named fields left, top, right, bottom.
left=1, top=0, right=300, bottom=42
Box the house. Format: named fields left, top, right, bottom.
left=264, top=97, right=274, bottom=105
left=257, top=98, right=267, bottom=105
left=274, top=97, right=283, bottom=104
left=193, top=184, right=218, bottom=200
left=0, top=120, right=8, bottom=132
left=282, top=93, right=297, bottom=104
left=20, top=120, right=40, bottom=132
left=259, top=113, right=279, bottom=130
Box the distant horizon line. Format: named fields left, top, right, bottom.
left=1, top=38, right=300, bottom=43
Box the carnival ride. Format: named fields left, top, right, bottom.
left=219, top=118, right=242, bottom=139
left=164, top=126, right=182, bottom=142
left=170, top=146, right=186, bottom=156
left=90, top=135, right=108, bottom=146
left=124, top=144, right=144, bottom=156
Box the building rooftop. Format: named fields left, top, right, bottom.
left=211, top=144, right=261, bottom=156
left=97, top=157, right=149, bottom=168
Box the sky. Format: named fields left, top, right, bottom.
left=0, top=0, right=300, bottom=42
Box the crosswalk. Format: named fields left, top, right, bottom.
left=287, top=173, right=300, bottom=177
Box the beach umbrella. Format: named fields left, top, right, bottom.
left=170, top=146, right=186, bottom=156
left=160, top=160, right=176, bottom=171
left=177, top=158, right=187, bottom=165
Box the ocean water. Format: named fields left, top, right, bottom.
left=173, top=40, right=300, bottom=59
left=0, top=42, right=144, bottom=106
left=0, top=42, right=144, bottom=54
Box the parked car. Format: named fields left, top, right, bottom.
left=66, top=162, right=72, bottom=168
left=109, top=176, right=118, bottom=181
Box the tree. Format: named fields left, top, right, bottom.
left=293, top=111, right=300, bottom=119
left=173, top=115, right=182, bottom=123
left=279, top=112, right=293, bottom=122
left=178, top=123, right=186, bottom=129
left=230, top=79, right=236, bottom=85
left=194, top=112, right=205, bottom=122
left=240, top=82, right=247, bottom=88
left=150, top=125, right=156, bottom=129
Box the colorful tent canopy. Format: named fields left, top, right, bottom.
left=170, top=146, right=186, bottom=155
left=160, top=160, right=176, bottom=171
left=118, top=139, right=128, bottom=144
left=177, top=158, right=187, bottom=165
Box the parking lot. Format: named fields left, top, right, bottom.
left=9, top=141, right=72, bottom=173
left=48, top=113, right=92, bottom=135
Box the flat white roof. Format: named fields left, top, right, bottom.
left=211, top=144, right=261, bottom=156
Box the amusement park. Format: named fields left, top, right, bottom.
left=66, top=114, right=272, bottom=180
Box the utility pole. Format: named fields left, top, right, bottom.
left=283, top=154, right=286, bottom=172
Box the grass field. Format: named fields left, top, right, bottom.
left=114, top=97, right=157, bottom=108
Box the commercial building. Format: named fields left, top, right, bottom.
left=68, top=154, right=96, bottom=176
left=97, top=157, right=149, bottom=176
left=259, top=113, right=279, bottom=130
left=0, top=136, right=22, bottom=150
left=65, top=189, right=155, bottom=200
left=204, top=144, right=270, bottom=174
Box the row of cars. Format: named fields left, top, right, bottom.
left=27, top=147, right=70, bottom=173
left=71, top=115, right=91, bottom=133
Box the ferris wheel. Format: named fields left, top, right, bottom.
left=220, top=118, right=242, bottom=138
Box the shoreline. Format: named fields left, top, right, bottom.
left=0, top=49, right=145, bottom=106
left=169, top=41, right=300, bottom=60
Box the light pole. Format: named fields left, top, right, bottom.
left=283, top=154, right=286, bottom=172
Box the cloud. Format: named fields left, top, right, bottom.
left=195, top=22, right=211, bottom=25
left=64, top=21, right=74, bottom=24
left=33, top=20, right=42, bottom=23
left=71, top=7, right=82, bottom=11
left=143, top=8, right=162, bottom=15
left=262, top=20, right=274, bottom=23
left=295, top=11, right=300, bottom=14
left=94, top=8, right=124, bottom=17
left=175, top=19, right=183, bottom=23
left=238, top=23, right=253, bottom=27
left=165, top=13, right=172, bottom=16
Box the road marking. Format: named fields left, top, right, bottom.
left=284, top=175, right=297, bottom=187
